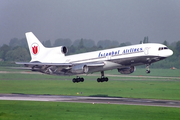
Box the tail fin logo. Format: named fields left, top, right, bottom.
left=31, top=43, right=39, bottom=55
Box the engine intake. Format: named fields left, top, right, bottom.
left=61, top=46, right=68, bottom=54
left=118, top=66, right=135, bottom=74
left=71, top=64, right=89, bottom=74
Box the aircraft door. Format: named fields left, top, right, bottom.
left=144, top=47, right=149, bottom=55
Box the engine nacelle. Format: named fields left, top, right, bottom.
left=118, top=66, right=135, bottom=74
left=61, top=46, right=68, bottom=54
left=71, top=64, right=89, bottom=74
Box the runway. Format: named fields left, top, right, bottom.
left=0, top=94, right=180, bottom=108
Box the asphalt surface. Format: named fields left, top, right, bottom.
left=0, top=94, right=180, bottom=108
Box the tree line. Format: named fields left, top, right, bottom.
left=0, top=37, right=180, bottom=69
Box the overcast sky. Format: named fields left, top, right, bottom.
left=1, top=0, right=180, bottom=45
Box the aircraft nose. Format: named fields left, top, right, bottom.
left=167, top=49, right=173, bottom=57
left=159, top=49, right=173, bottom=58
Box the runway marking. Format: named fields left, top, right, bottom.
left=0, top=94, right=180, bottom=108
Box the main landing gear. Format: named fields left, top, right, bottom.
left=72, top=76, right=84, bottom=83
left=72, top=71, right=109, bottom=83
left=97, top=71, right=109, bottom=83
left=146, top=64, right=151, bottom=73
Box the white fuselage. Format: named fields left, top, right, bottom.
left=57, top=43, right=173, bottom=73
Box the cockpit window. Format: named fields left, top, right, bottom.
left=164, top=47, right=168, bottom=49
left=158, top=47, right=169, bottom=51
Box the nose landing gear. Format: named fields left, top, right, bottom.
left=146, top=64, right=151, bottom=73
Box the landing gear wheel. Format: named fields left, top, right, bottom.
left=97, top=77, right=108, bottom=82
left=97, top=78, right=101, bottom=82
left=80, top=78, right=84, bottom=82
left=104, top=77, right=108, bottom=82
left=146, top=70, right=150, bottom=74
left=73, top=78, right=76, bottom=83
left=72, top=77, right=84, bottom=83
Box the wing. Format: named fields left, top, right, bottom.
left=16, top=61, right=104, bottom=75
left=16, top=62, right=72, bottom=67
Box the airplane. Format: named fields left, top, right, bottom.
left=16, top=32, right=173, bottom=83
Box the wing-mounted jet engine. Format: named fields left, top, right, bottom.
left=118, top=66, right=135, bottom=74
left=71, top=64, right=89, bottom=74
left=71, top=64, right=88, bottom=83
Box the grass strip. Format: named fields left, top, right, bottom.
left=0, top=100, right=180, bottom=120
left=0, top=73, right=180, bottom=100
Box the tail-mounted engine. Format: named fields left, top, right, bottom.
left=71, top=64, right=89, bottom=74
left=118, top=66, right=135, bottom=74
left=61, top=46, right=68, bottom=54
left=46, top=46, right=68, bottom=56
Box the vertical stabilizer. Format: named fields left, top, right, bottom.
left=26, top=32, right=46, bottom=62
